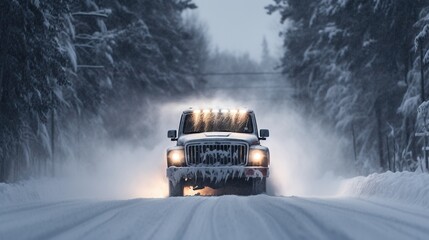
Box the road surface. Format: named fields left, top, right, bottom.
left=1, top=195, right=428, bottom=240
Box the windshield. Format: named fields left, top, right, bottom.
left=183, top=113, right=253, bottom=134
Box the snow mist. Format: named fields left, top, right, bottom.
left=259, top=104, right=351, bottom=196
left=158, top=97, right=351, bottom=197
left=13, top=96, right=351, bottom=202
left=8, top=105, right=175, bottom=201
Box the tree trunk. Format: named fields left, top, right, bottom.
left=386, top=135, right=391, bottom=171
left=51, top=94, right=55, bottom=177
left=352, top=124, right=357, bottom=163
left=375, top=102, right=385, bottom=170
left=420, top=40, right=425, bottom=102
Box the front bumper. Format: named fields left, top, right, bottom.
left=167, top=166, right=269, bottom=184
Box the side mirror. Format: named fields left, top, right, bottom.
left=259, top=129, right=269, bottom=140
left=167, top=130, right=177, bottom=141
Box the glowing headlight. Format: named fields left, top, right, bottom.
left=167, top=149, right=185, bottom=167
left=249, top=148, right=269, bottom=166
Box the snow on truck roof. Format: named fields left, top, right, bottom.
left=183, top=108, right=253, bottom=114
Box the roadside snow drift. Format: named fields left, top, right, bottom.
left=2, top=170, right=429, bottom=209
left=338, top=171, right=429, bottom=208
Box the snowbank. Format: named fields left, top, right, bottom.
left=0, top=173, right=167, bottom=206
left=2, top=171, right=429, bottom=208
left=338, top=171, right=429, bottom=208
left=0, top=182, right=42, bottom=205
left=0, top=179, right=73, bottom=205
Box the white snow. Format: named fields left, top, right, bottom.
left=319, top=23, right=342, bottom=42
left=2, top=170, right=428, bottom=209
left=0, top=183, right=40, bottom=204
left=415, top=24, right=429, bottom=49
left=1, top=152, right=429, bottom=240
left=398, top=95, right=420, bottom=116
left=338, top=171, right=429, bottom=208
left=417, top=100, right=429, bottom=132
left=1, top=193, right=429, bottom=240
left=2, top=99, right=429, bottom=239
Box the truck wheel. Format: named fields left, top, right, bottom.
left=251, top=178, right=266, bottom=195
left=169, top=180, right=184, bottom=197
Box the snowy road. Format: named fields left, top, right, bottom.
left=1, top=195, right=428, bottom=240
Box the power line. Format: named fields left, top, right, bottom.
left=204, top=85, right=292, bottom=90
left=199, top=71, right=283, bottom=76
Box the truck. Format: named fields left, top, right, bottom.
left=166, top=108, right=270, bottom=196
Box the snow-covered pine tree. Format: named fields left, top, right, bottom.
left=0, top=0, right=209, bottom=182
left=0, top=0, right=71, bottom=181
left=268, top=0, right=426, bottom=173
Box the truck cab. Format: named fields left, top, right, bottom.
left=166, top=108, right=270, bottom=196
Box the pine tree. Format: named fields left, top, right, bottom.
left=268, top=0, right=428, bottom=172
left=0, top=0, right=71, bottom=181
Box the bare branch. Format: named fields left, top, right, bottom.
left=77, top=65, right=105, bottom=69
left=74, top=44, right=94, bottom=49
left=72, top=9, right=112, bottom=18
left=75, top=34, right=104, bottom=41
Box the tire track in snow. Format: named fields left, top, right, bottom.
left=243, top=196, right=305, bottom=240
left=0, top=200, right=142, bottom=240
left=144, top=197, right=206, bottom=240
left=292, top=197, right=429, bottom=240
left=180, top=196, right=279, bottom=240
left=124, top=198, right=188, bottom=239
left=2, top=196, right=429, bottom=240
left=251, top=196, right=352, bottom=240
left=357, top=198, right=429, bottom=219
left=46, top=199, right=147, bottom=240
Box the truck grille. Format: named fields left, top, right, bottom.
left=185, top=142, right=248, bottom=166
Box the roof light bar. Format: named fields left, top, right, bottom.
left=190, top=108, right=249, bottom=114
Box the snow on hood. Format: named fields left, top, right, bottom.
left=177, top=132, right=259, bottom=146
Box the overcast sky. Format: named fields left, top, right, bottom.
left=190, top=0, right=282, bottom=62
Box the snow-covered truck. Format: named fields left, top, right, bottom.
left=166, top=108, right=270, bottom=196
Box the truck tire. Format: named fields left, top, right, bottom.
left=169, top=180, right=184, bottom=197
left=251, top=178, right=266, bottom=195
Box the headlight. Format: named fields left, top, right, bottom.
left=248, top=148, right=269, bottom=166
left=167, top=148, right=185, bottom=167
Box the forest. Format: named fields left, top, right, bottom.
left=268, top=0, right=429, bottom=173
left=2, top=0, right=429, bottom=182
left=0, top=0, right=209, bottom=181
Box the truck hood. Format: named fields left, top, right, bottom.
left=177, top=132, right=259, bottom=146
